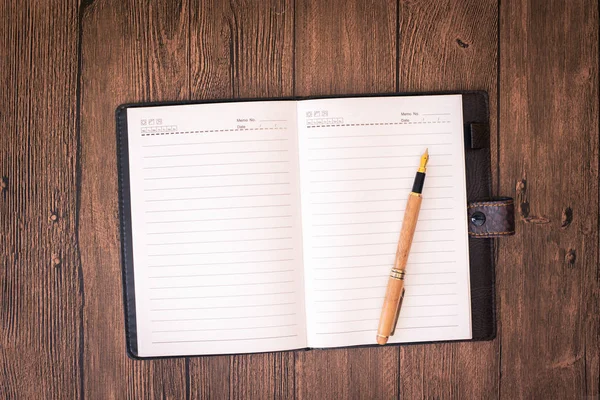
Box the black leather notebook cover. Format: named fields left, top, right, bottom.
left=116, top=91, right=495, bottom=359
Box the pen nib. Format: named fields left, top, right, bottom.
left=418, top=148, right=429, bottom=173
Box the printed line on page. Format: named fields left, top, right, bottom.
left=315, top=329, right=374, bottom=335
left=310, top=207, right=452, bottom=216
left=309, top=177, right=452, bottom=184
left=315, top=315, right=459, bottom=325
left=397, top=325, right=459, bottom=330
left=151, top=302, right=295, bottom=311
left=316, top=318, right=378, bottom=324
left=315, top=307, right=381, bottom=314
left=311, top=218, right=454, bottom=227
left=313, top=293, right=457, bottom=302
left=148, top=259, right=294, bottom=268
left=148, top=248, right=294, bottom=257
left=311, top=239, right=455, bottom=248
left=152, top=335, right=299, bottom=344
left=152, top=312, right=297, bottom=322
left=307, top=132, right=452, bottom=139
left=311, top=250, right=454, bottom=259
left=314, top=285, right=386, bottom=292
left=313, top=272, right=457, bottom=281
left=312, top=282, right=456, bottom=292
left=152, top=323, right=298, bottom=333
left=142, top=138, right=289, bottom=148
left=312, top=229, right=454, bottom=237
left=147, top=215, right=293, bottom=224
left=308, top=154, right=452, bottom=162
left=148, top=226, right=292, bottom=235
left=149, top=269, right=295, bottom=278
left=314, top=326, right=459, bottom=335
left=143, top=149, right=288, bottom=159
left=146, top=204, right=292, bottom=213
left=310, top=196, right=453, bottom=205
left=144, top=171, right=290, bottom=180
left=309, top=165, right=452, bottom=173
left=313, top=274, right=384, bottom=280
left=151, top=291, right=295, bottom=300
left=315, top=304, right=458, bottom=314
left=146, top=193, right=292, bottom=203
left=150, top=280, right=295, bottom=290
left=307, top=143, right=452, bottom=150
left=143, top=160, right=289, bottom=169
left=148, top=237, right=293, bottom=246
left=310, top=188, right=452, bottom=195
left=313, top=261, right=457, bottom=270
left=144, top=182, right=291, bottom=191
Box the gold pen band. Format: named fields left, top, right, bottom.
left=389, top=269, right=406, bottom=280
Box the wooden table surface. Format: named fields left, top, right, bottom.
left=1, top=0, right=598, bottom=398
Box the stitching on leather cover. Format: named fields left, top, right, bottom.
left=469, top=231, right=515, bottom=236
left=468, top=202, right=513, bottom=208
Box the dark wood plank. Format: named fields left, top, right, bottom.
left=396, top=1, right=500, bottom=398
left=295, top=0, right=396, bottom=97
left=498, top=1, right=599, bottom=398
left=187, top=1, right=295, bottom=398
left=294, top=1, right=398, bottom=398
left=79, top=0, right=188, bottom=397
left=0, top=1, right=82, bottom=398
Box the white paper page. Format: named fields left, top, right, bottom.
left=126, top=101, right=307, bottom=357
left=296, top=95, right=472, bottom=348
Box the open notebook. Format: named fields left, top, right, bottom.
left=117, top=94, right=486, bottom=358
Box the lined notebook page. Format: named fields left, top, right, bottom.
left=126, top=102, right=307, bottom=357
left=296, top=95, right=472, bottom=348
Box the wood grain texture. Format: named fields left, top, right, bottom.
left=295, top=0, right=397, bottom=97
left=0, top=1, right=82, bottom=399
left=1, top=0, right=599, bottom=398
left=396, top=1, right=500, bottom=398
left=498, top=1, right=599, bottom=398
left=188, top=1, right=295, bottom=398
left=79, top=0, right=188, bottom=397
left=294, top=1, right=399, bottom=399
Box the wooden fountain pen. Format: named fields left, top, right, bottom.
left=376, top=149, right=429, bottom=345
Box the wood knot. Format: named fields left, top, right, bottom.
left=519, top=201, right=530, bottom=219
left=575, top=66, right=591, bottom=84
left=1, top=176, right=7, bottom=192
left=560, top=207, right=573, bottom=228
left=52, top=254, right=61, bottom=267
left=565, top=249, right=576, bottom=266
left=516, top=179, right=526, bottom=193
left=516, top=177, right=549, bottom=224
left=523, top=216, right=551, bottom=224
left=49, top=212, right=58, bottom=222
left=456, top=38, right=469, bottom=48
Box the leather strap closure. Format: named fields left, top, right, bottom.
left=468, top=197, right=515, bottom=238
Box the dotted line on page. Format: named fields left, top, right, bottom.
left=141, top=127, right=287, bottom=137
left=307, top=121, right=451, bottom=128
left=140, top=121, right=451, bottom=137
